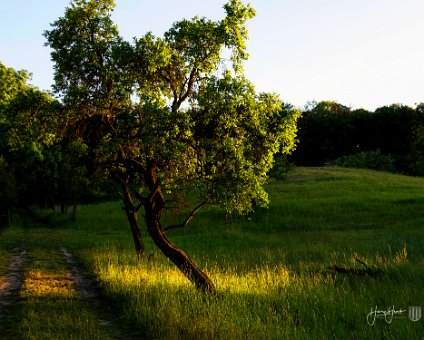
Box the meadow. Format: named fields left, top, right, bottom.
left=1, top=167, right=424, bottom=339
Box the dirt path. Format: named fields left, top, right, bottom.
left=0, top=247, right=129, bottom=339
left=59, top=247, right=128, bottom=339
left=0, top=248, right=28, bottom=314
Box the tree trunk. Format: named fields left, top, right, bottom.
left=144, top=165, right=216, bottom=293
left=120, top=182, right=144, bottom=259
left=144, top=206, right=216, bottom=293
left=123, top=204, right=144, bottom=259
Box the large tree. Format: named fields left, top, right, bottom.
left=45, top=0, right=299, bottom=293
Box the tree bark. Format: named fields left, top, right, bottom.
left=144, top=165, right=216, bottom=293
left=120, top=182, right=144, bottom=259
left=123, top=204, right=144, bottom=259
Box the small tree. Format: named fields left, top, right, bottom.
left=45, top=0, right=300, bottom=293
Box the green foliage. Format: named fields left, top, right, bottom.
left=0, top=61, right=30, bottom=107
left=405, top=103, right=424, bottom=176
left=190, top=74, right=300, bottom=212
left=0, top=61, right=60, bottom=209
left=0, top=59, right=101, bottom=211
left=292, top=100, right=357, bottom=166
left=330, top=149, right=396, bottom=173
left=369, top=104, right=422, bottom=173
left=0, top=60, right=31, bottom=153
left=409, top=124, right=424, bottom=176
left=268, top=155, right=294, bottom=180
left=44, top=0, right=299, bottom=215
left=44, top=0, right=120, bottom=108
left=4, top=87, right=60, bottom=152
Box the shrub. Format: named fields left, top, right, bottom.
left=329, top=150, right=395, bottom=172
left=269, top=155, right=294, bottom=180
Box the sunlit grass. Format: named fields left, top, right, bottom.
left=75, top=240, right=421, bottom=339
left=21, top=271, right=76, bottom=298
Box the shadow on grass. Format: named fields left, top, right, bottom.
left=0, top=293, right=115, bottom=339
left=15, top=209, right=72, bottom=230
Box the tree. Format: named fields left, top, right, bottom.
left=0, top=61, right=29, bottom=107
left=407, top=103, right=424, bottom=176
left=291, top=101, right=356, bottom=165
left=2, top=83, right=62, bottom=209
left=0, top=60, right=97, bottom=221
left=0, top=60, right=31, bottom=154
left=45, top=0, right=300, bottom=293
left=368, top=104, right=421, bottom=173
left=0, top=61, right=59, bottom=210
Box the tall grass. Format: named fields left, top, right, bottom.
left=2, top=167, right=424, bottom=338
left=68, top=167, right=424, bottom=338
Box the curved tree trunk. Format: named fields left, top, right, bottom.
left=144, top=205, right=216, bottom=293
left=144, top=165, right=216, bottom=293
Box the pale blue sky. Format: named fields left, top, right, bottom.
left=1, top=0, right=423, bottom=111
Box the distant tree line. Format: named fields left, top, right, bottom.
left=290, top=101, right=424, bottom=176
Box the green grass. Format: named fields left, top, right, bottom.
left=1, top=167, right=424, bottom=338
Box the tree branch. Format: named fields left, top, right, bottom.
left=163, top=201, right=208, bottom=232
left=148, top=184, right=161, bottom=203
left=135, top=200, right=146, bottom=212
left=113, top=167, right=147, bottom=213
left=177, top=67, right=197, bottom=108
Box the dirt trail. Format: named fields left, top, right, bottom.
left=0, top=248, right=28, bottom=313
left=60, top=247, right=100, bottom=300
left=0, top=246, right=129, bottom=339
left=59, top=247, right=128, bottom=339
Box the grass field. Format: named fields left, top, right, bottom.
left=1, top=167, right=424, bottom=339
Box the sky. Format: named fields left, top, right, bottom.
left=1, top=0, right=424, bottom=111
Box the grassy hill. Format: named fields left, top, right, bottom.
left=1, top=167, right=424, bottom=338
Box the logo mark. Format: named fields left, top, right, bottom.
left=408, top=306, right=422, bottom=322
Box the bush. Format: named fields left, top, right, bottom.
left=329, top=150, right=395, bottom=172
left=269, top=155, right=294, bottom=180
